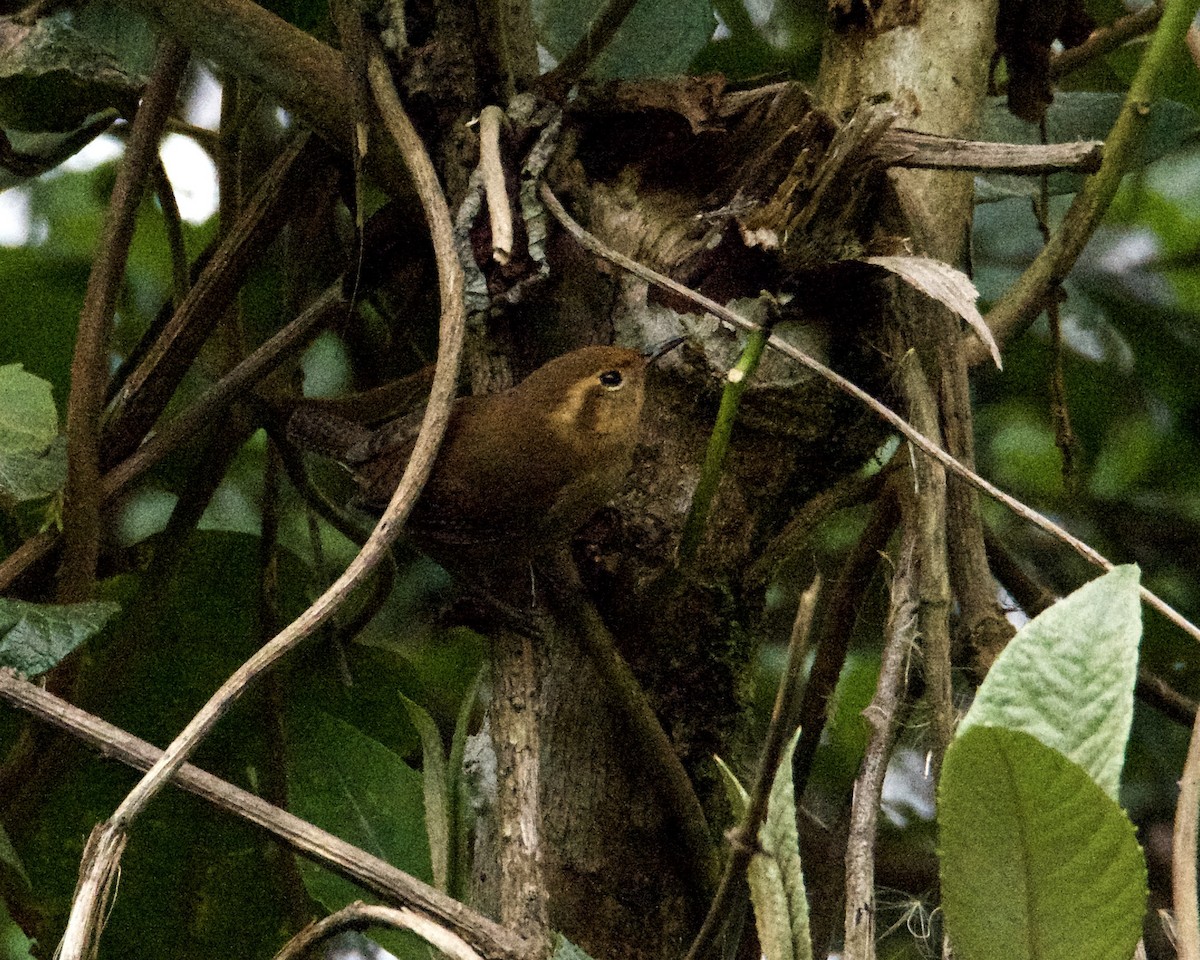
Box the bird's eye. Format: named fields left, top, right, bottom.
left=599, top=369, right=624, bottom=390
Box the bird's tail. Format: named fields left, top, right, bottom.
left=286, top=407, right=374, bottom=464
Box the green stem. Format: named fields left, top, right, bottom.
left=979, top=0, right=1200, bottom=359
left=678, top=324, right=770, bottom=567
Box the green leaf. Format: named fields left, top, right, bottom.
left=287, top=709, right=432, bottom=894
left=0, top=821, right=29, bottom=889
left=0, top=895, right=36, bottom=960
left=535, top=0, right=715, bottom=79
left=553, top=932, right=599, bottom=960
left=0, top=435, right=66, bottom=504
left=447, top=665, right=484, bottom=901
left=287, top=709, right=432, bottom=960
left=0, top=364, right=57, bottom=450
left=0, top=597, right=119, bottom=676
left=939, top=727, right=1147, bottom=960
left=399, top=692, right=450, bottom=892
left=0, top=17, right=143, bottom=132
left=976, top=94, right=1200, bottom=203
left=713, top=754, right=749, bottom=820
left=0, top=364, right=65, bottom=503
left=747, top=728, right=811, bottom=960
left=957, top=565, right=1141, bottom=799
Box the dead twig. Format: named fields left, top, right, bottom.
left=683, top=577, right=822, bottom=960
left=273, top=902, right=484, bottom=960
left=881, top=129, right=1103, bottom=173
left=1174, top=703, right=1200, bottom=960
left=843, top=537, right=917, bottom=960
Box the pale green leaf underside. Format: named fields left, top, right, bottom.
left=400, top=692, right=451, bottom=892
left=748, top=728, right=811, bottom=960
left=957, top=564, right=1141, bottom=799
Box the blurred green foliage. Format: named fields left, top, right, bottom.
left=1, top=0, right=1199, bottom=957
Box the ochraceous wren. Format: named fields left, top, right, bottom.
left=288, top=343, right=679, bottom=570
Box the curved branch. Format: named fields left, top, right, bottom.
left=58, top=42, right=467, bottom=960
left=273, top=903, right=484, bottom=960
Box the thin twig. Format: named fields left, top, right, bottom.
left=273, top=903, right=484, bottom=960
left=0, top=669, right=529, bottom=960
left=0, top=530, right=57, bottom=596
left=0, top=110, right=119, bottom=177
left=57, top=40, right=188, bottom=604
left=104, top=133, right=328, bottom=464
left=794, top=487, right=900, bottom=796
left=1051, top=2, right=1165, bottom=79
left=57, top=39, right=467, bottom=960
left=539, top=0, right=641, bottom=93
left=977, top=0, right=1196, bottom=363
left=537, top=181, right=1200, bottom=647
left=0, top=284, right=343, bottom=596
left=1174, top=704, right=1200, bottom=960
left=843, top=538, right=916, bottom=960
left=151, top=159, right=190, bottom=311
left=684, top=577, right=821, bottom=960
left=103, top=282, right=344, bottom=495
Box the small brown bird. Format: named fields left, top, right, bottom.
left=288, top=343, right=679, bottom=570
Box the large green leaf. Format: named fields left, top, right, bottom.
left=939, top=726, right=1147, bottom=960
left=535, top=0, right=715, bottom=79
left=287, top=708, right=431, bottom=960
left=0, top=364, right=56, bottom=451
left=0, top=597, right=118, bottom=676
left=957, top=565, right=1141, bottom=800
left=747, top=728, right=811, bottom=960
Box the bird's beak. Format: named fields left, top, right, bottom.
left=645, top=336, right=687, bottom=364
